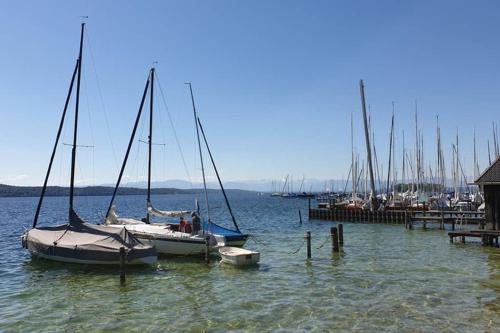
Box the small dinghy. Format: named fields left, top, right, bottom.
left=218, top=246, right=260, bottom=266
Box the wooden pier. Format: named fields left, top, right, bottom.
left=448, top=230, right=500, bottom=246
left=309, top=207, right=485, bottom=230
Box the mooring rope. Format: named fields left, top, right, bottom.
left=316, top=234, right=331, bottom=249
left=289, top=238, right=306, bottom=254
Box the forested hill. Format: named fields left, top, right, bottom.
left=0, top=184, right=246, bottom=198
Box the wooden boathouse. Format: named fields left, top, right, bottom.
left=475, top=155, right=500, bottom=230
left=448, top=156, right=500, bottom=246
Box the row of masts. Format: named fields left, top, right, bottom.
left=344, top=80, right=499, bottom=211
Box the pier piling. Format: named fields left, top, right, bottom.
left=205, top=236, right=210, bottom=264
left=338, top=223, right=344, bottom=245
left=306, top=231, right=311, bottom=259
left=331, top=227, right=339, bottom=253
left=299, top=209, right=303, bottom=224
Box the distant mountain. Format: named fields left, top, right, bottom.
left=0, top=184, right=251, bottom=198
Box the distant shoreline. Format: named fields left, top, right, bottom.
left=0, top=184, right=251, bottom=198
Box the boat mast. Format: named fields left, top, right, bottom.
left=197, top=117, right=241, bottom=232
left=105, top=71, right=151, bottom=221
left=386, top=112, right=394, bottom=199
left=33, top=61, right=79, bottom=228
left=351, top=113, right=355, bottom=202
left=186, top=82, right=211, bottom=228
left=69, top=22, right=85, bottom=222
left=359, top=80, right=376, bottom=210
left=146, top=68, right=155, bottom=224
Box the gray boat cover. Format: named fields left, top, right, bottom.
left=24, top=210, right=156, bottom=264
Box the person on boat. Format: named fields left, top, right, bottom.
left=179, top=216, right=186, bottom=233
left=191, top=212, right=201, bottom=235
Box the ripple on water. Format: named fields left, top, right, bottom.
left=0, top=194, right=499, bottom=332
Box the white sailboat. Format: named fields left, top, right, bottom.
left=104, top=68, right=216, bottom=256
left=187, top=83, right=249, bottom=247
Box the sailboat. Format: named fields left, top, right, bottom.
left=187, top=83, right=249, bottom=247
left=21, top=24, right=157, bottom=265
left=104, top=68, right=217, bottom=256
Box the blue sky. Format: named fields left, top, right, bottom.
left=0, top=1, right=499, bottom=187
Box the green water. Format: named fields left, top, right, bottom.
left=0, top=194, right=499, bottom=332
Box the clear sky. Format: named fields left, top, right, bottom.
left=0, top=0, right=499, bottom=187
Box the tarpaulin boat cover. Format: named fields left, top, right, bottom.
left=25, top=210, right=156, bottom=264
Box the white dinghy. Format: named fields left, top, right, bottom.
left=218, top=246, right=260, bottom=266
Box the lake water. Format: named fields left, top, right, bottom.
left=0, top=192, right=499, bottom=332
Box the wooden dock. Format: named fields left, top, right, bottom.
left=448, top=230, right=500, bottom=246
left=309, top=207, right=485, bottom=230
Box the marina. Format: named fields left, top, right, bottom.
left=1, top=2, right=500, bottom=332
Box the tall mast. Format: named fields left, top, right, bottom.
left=473, top=128, right=478, bottom=180
left=402, top=131, right=406, bottom=193
left=33, top=61, right=79, bottom=228
left=69, top=22, right=85, bottom=221
left=414, top=102, right=419, bottom=196
left=105, top=72, right=150, bottom=221
left=197, top=117, right=241, bottom=232
left=359, top=80, right=376, bottom=210
left=146, top=68, right=155, bottom=223
left=186, top=82, right=211, bottom=227
left=386, top=112, right=394, bottom=198
left=351, top=113, right=355, bottom=201
left=488, top=140, right=492, bottom=165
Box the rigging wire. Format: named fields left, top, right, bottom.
left=156, top=72, right=193, bottom=187
left=85, top=28, right=119, bottom=171
left=82, top=72, right=96, bottom=186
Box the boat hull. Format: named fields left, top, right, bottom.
left=27, top=250, right=156, bottom=265
left=22, top=226, right=157, bottom=266
left=133, top=233, right=209, bottom=256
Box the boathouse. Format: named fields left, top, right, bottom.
left=475, top=156, right=500, bottom=230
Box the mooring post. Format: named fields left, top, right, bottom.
left=299, top=209, right=303, bottom=224
left=306, top=231, right=311, bottom=259
left=205, top=236, right=210, bottom=264
left=331, top=227, right=339, bottom=252
left=338, top=223, right=344, bottom=245
left=119, top=246, right=126, bottom=285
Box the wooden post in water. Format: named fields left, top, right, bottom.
left=306, top=231, right=312, bottom=259
left=331, top=227, right=339, bottom=253
left=299, top=209, right=303, bottom=224
left=119, top=246, right=126, bottom=285
left=205, top=236, right=210, bottom=264
left=338, top=223, right=344, bottom=245
left=308, top=198, right=311, bottom=220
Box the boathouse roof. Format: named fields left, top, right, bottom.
left=475, top=155, right=500, bottom=185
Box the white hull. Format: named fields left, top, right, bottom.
left=137, top=236, right=208, bottom=255
left=106, top=224, right=213, bottom=256
left=219, top=247, right=260, bottom=266
left=28, top=250, right=156, bottom=265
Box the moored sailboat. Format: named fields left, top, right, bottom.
left=187, top=83, right=249, bottom=247
left=104, top=68, right=216, bottom=256
left=22, top=23, right=156, bottom=265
